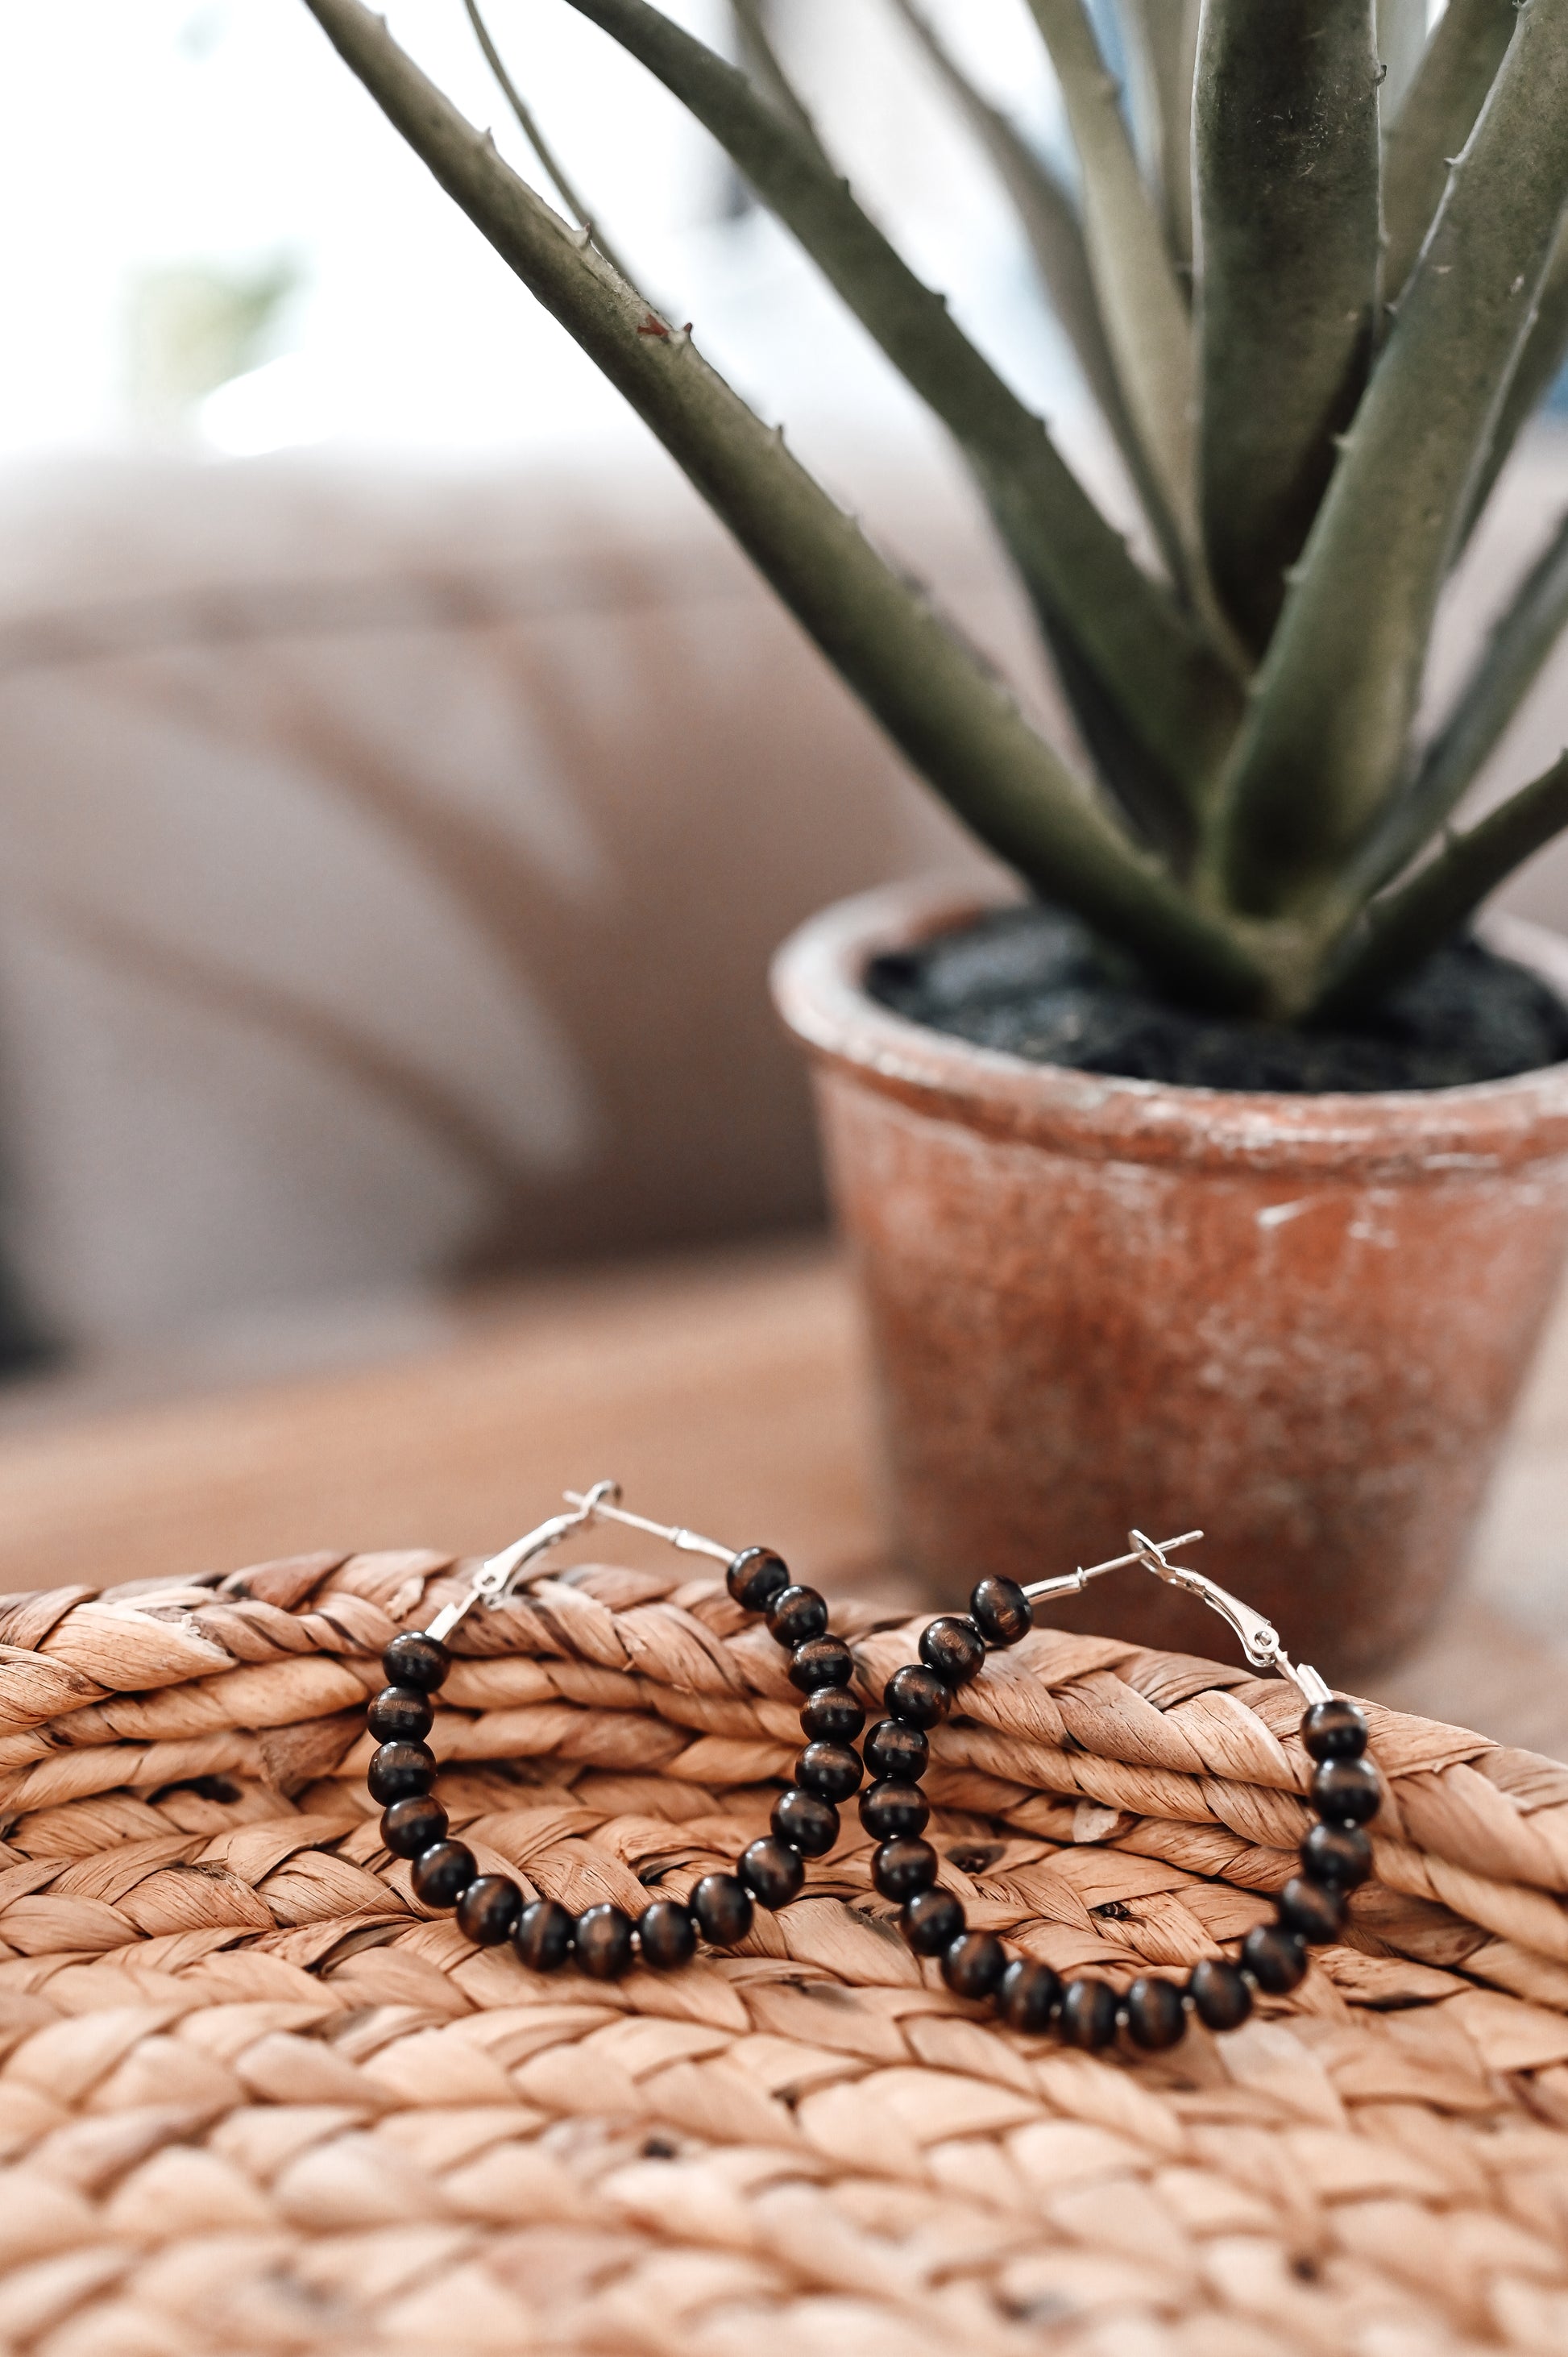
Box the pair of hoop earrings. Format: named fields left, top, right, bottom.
left=364, top=1483, right=1379, bottom=2053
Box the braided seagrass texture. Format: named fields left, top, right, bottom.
left=0, top=1549, right=1566, bottom=2355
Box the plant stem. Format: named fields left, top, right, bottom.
left=297, top=0, right=1267, bottom=1010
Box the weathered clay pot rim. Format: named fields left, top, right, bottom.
left=771, top=878, right=1568, bottom=1180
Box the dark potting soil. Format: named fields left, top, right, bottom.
left=865, top=905, right=1568, bottom=1093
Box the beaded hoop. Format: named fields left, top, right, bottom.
left=365, top=1488, right=1379, bottom=2047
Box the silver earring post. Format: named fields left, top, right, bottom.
left=562, top=1488, right=735, bottom=1565
left=1023, top=1529, right=1204, bottom=1607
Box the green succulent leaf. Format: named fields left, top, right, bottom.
left=1214, top=0, right=1568, bottom=916
left=297, top=0, right=1265, bottom=1009
left=1195, top=0, right=1383, bottom=655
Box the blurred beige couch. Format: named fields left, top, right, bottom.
left=0, top=434, right=1562, bottom=1367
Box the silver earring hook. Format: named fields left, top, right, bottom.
left=1127, top=1528, right=1332, bottom=1706
left=424, top=1477, right=622, bottom=1643
left=1024, top=1523, right=1333, bottom=1704
left=423, top=1479, right=740, bottom=1644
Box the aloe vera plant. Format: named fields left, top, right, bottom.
left=300, top=0, right=1568, bottom=1023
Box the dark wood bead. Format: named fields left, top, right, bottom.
left=1300, top=1820, right=1372, bottom=1890
left=381, top=1631, right=450, bottom=1692
left=901, top=1886, right=965, bottom=1956
left=796, top=1741, right=863, bottom=1802
left=367, top=1739, right=435, bottom=1805
left=457, top=1874, right=522, bottom=1946
left=1060, top=1977, right=1118, bottom=2049
left=1126, top=1976, right=1187, bottom=2050
left=883, top=1665, right=952, bottom=1729
left=1312, top=1757, right=1381, bottom=1826
left=381, top=1795, right=448, bottom=1859
left=863, top=1718, right=929, bottom=1782
left=919, top=1616, right=985, bottom=1687
left=691, top=1872, right=753, bottom=1947
left=771, top=1787, right=839, bottom=1857
left=941, top=1931, right=1006, bottom=2000
left=1277, top=1875, right=1345, bottom=1944
left=1189, top=1959, right=1253, bottom=2031
left=575, top=1903, right=635, bottom=1980
left=858, top=1780, right=929, bottom=1841
left=512, top=1896, right=575, bottom=1973
left=789, top=1635, right=852, bottom=1693
left=367, top=1684, right=433, bottom=1742
left=799, top=1689, right=865, bottom=1744
left=738, top=1836, right=805, bottom=1911
left=727, top=1546, right=790, bottom=1612
left=1242, top=1923, right=1309, bottom=1993
left=766, top=1586, right=828, bottom=1649
left=970, top=1576, right=1032, bottom=1648
left=637, top=1898, right=697, bottom=1971
left=997, top=1957, right=1061, bottom=2032
left=410, top=1839, right=475, bottom=1909
left=1301, top=1698, right=1368, bottom=1762
left=872, top=1836, right=937, bottom=1901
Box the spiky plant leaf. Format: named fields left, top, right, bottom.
left=1196, top=0, right=1382, bottom=654
left=886, top=2, right=1139, bottom=517
left=1376, top=0, right=1430, bottom=118
left=886, top=0, right=1201, bottom=836
left=1023, top=0, right=1199, bottom=572
left=560, top=0, right=1242, bottom=808
left=297, top=0, right=1264, bottom=1006
left=1382, top=0, right=1516, bottom=304
left=1213, top=0, right=1568, bottom=915
left=1351, top=508, right=1568, bottom=899
left=1317, top=747, right=1568, bottom=1013
left=1114, top=0, right=1200, bottom=276
left=728, top=0, right=822, bottom=150
left=1462, top=214, right=1568, bottom=541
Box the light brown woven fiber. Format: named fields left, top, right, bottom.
left=0, top=1550, right=1566, bottom=2355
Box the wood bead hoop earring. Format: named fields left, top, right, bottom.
left=864, top=1526, right=1379, bottom=2049
left=366, top=1483, right=865, bottom=1977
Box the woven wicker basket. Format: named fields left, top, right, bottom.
left=1, top=1547, right=1567, bottom=2355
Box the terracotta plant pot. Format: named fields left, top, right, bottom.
left=773, top=881, right=1568, bottom=1674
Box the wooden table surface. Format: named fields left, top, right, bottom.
left=1, top=1236, right=1564, bottom=1757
